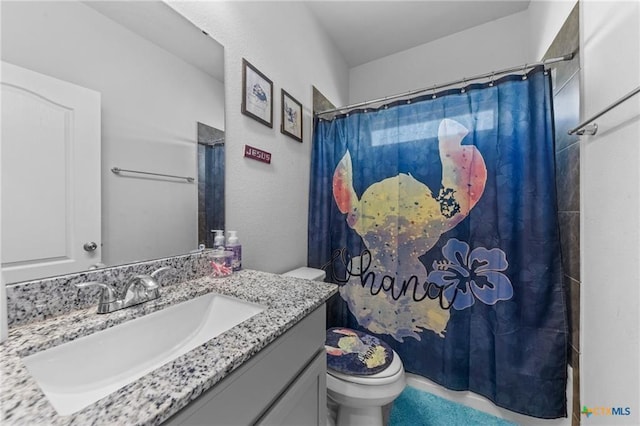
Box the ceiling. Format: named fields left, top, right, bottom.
left=306, top=1, right=531, bottom=68
left=84, top=1, right=530, bottom=82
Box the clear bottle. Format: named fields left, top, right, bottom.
left=226, top=231, right=242, bottom=271
left=212, top=230, right=225, bottom=250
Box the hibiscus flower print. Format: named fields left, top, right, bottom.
left=427, top=238, right=513, bottom=310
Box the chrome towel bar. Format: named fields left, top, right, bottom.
left=111, top=167, right=194, bottom=183
left=568, top=86, right=640, bottom=136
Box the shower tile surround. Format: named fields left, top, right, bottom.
left=1, top=256, right=337, bottom=425
left=544, top=4, right=580, bottom=425
left=197, top=122, right=225, bottom=248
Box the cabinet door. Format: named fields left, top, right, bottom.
left=257, top=349, right=327, bottom=426
left=163, top=306, right=326, bottom=426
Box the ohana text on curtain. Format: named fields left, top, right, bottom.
left=309, top=67, right=567, bottom=418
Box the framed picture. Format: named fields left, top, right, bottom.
left=281, top=89, right=303, bottom=142
left=242, top=59, right=273, bottom=128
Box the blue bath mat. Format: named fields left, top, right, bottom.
left=389, top=386, right=518, bottom=426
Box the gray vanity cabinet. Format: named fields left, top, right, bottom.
left=164, top=305, right=327, bottom=426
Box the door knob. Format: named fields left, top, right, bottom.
left=84, top=242, right=98, bottom=252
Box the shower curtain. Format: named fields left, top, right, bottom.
left=199, top=142, right=225, bottom=247
left=309, top=67, right=568, bottom=418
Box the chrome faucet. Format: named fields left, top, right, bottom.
left=76, top=266, right=172, bottom=314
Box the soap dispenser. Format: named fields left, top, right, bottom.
left=226, top=231, right=242, bottom=271
left=212, top=230, right=225, bottom=250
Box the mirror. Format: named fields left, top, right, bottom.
left=197, top=122, right=225, bottom=248
left=1, top=1, right=225, bottom=284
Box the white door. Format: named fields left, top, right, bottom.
left=1, top=61, right=101, bottom=283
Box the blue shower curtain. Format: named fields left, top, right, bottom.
left=309, top=67, right=567, bottom=418
left=200, top=142, right=225, bottom=247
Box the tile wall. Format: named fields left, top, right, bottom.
left=543, top=4, right=581, bottom=425
left=197, top=122, right=225, bottom=248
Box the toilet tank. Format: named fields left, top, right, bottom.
left=282, top=267, right=326, bottom=281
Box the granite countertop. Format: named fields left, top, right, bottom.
left=0, top=270, right=337, bottom=425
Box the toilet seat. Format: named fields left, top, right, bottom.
left=328, top=350, right=403, bottom=386
left=281, top=267, right=405, bottom=426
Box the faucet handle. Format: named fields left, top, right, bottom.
left=136, top=275, right=159, bottom=290
left=123, top=274, right=161, bottom=305
left=75, top=281, right=117, bottom=302
left=139, top=275, right=160, bottom=300
left=135, top=267, right=173, bottom=302
left=75, top=282, right=120, bottom=314
left=150, top=266, right=173, bottom=279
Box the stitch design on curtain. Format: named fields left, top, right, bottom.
left=332, top=118, right=515, bottom=342
left=309, top=67, right=567, bottom=418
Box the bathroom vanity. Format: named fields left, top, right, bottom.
left=0, top=266, right=336, bottom=425
left=165, top=303, right=327, bottom=425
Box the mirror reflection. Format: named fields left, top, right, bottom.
left=1, top=1, right=225, bottom=284
left=197, top=122, right=225, bottom=248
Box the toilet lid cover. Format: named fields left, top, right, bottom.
left=325, top=327, right=394, bottom=376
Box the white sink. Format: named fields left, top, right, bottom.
left=22, top=293, right=265, bottom=415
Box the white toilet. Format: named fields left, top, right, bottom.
left=283, top=267, right=406, bottom=426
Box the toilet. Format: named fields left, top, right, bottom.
left=283, top=267, right=406, bottom=426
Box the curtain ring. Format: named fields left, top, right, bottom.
left=432, top=85, right=437, bottom=99
left=461, top=78, right=466, bottom=93
left=489, top=72, right=495, bottom=87
left=522, top=64, right=528, bottom=80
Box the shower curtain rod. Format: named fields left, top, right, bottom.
left=315, top=53, right=574, bottom=117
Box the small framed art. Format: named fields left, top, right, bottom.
left=280, top=89, right=303, bottom=142
left=242, top=59, right=273, bottom=128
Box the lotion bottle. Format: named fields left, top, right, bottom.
left=226, top=231, right=242, bottom=271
